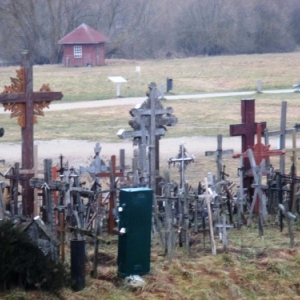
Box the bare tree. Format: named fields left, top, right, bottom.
left=252, top=0, right=295, bottom=53
left=0, top=0, right=299, bottom=63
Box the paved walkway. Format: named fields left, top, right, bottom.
left=0, top=88, right=296, bottom=113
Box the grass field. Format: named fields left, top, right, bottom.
left=0, top=52, right=300, bottom=102
left=1, top=53, right=300, bottom=300
left=1, top=52, right=300, bottom=143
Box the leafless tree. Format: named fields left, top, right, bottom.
left=0, top=0, right=299, bottom=63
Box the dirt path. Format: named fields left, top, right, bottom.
left=0, top=90, right=297, bottom=169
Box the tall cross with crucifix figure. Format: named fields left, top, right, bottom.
left=0, top=51, right=63, bottom=216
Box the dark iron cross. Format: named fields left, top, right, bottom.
left=230, top=99, right=266, bottom=171
left=0, top=51, right=63, bottom=216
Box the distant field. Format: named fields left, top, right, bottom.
left=0, top=52, right=300, bottom=101
left=1, top=93, right=300, bottom=144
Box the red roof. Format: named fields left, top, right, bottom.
left=58, top=23, right=107, bottom=44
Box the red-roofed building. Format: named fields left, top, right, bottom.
left=58, top=23, right=107, bottom=67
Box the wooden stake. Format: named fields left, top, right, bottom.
left=204, top=177, right=216, bottom=255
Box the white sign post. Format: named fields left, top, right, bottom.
left=108, top=76, right=127, bottom=97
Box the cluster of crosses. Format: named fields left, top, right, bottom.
left=1, top=52, right=300, bottom=263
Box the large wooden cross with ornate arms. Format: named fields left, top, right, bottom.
left=0, top=51, right=63, bottom=216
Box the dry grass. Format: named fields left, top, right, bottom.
left=1, top=93, right=300, bottom=143
left=3, top=225, right=300, bottom=300
left=1, top=53, right=300, bottom=299
left=0, top=52, right=300, bottom=101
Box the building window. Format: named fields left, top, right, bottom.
left=74, top=46, right=82, bottom=58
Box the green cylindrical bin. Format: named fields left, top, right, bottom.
left=70, top=239, right=85, bottom=291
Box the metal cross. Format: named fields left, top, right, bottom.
left=168, top=143, right=195, bottom=192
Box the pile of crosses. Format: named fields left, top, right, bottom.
left=1, top=52, right=300, bottom=267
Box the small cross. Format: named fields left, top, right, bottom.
left=205, top=134, right=233, bottom=180
left=233, top=124, right=285, bottom=167
left=168, top=143, right=195, bottom=191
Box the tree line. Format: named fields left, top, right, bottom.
left=1, top=0, right=300, bottom=65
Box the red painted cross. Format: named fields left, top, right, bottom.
left=233, top=123, right=285, bottom=214
left=230, top=99, right=266, bottom=171
left=233, top=123, right=285, bottom=166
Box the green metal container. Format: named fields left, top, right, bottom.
left=117, top=188, right=153, bottom=277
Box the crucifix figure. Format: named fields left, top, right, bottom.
left=0, top=51, right=63, bottom=216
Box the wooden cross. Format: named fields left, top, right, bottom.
left=265, top=101, right=300, bottom=174
left=205, top=134, right=234, bottom=181
left=233, top=124, right=285, bottom=166
left=230, top=99, right=266, bottom=171
left=278, top=203, right=297, bottom=248
left=290, top=130, right=299, bottom=212
left=246, top=149, right=269, bottom=237
left=96, top=155, right=124, bottom=234
left=118, top=82, right=177, bottom=190
left=0, top=51, right=63, bottom=216
left=234, top=124, right=285, bottom=214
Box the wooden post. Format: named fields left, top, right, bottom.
left=59, top=211, right=65, bottom=262
left=204, top=177, right=216, bottom=255
left=279, top=101, right=287, bottom=174
left=92, top=194, right=102, bottom=277
left=33, top=145, right=39, bottom=216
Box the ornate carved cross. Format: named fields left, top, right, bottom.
left=0, top=51, right=63, bottom=216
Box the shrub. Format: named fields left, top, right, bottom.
left=0, top=220, right=70, bottom=294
